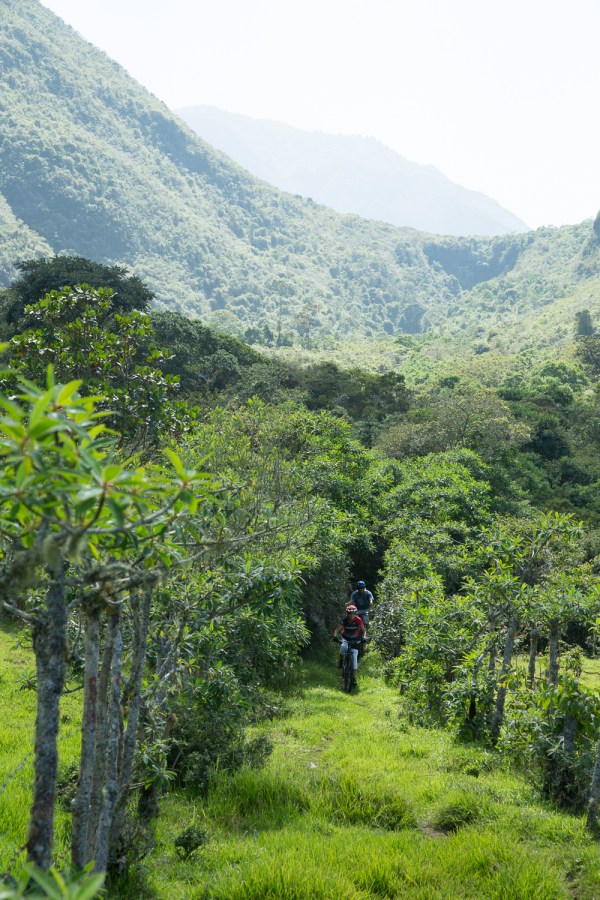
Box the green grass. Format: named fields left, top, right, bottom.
left=115, top=653, right=600, bottom=899
left=0, top=621, right=82, bottom=872
left=3, top=626, right=600, bottom=898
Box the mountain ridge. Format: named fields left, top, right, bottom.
left=176, top=104, right=529, bottom=237
left=0, top=0, right=597, bottom=352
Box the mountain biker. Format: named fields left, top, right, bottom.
left=333, top=604, right=366, bottom=687
left=350, top=581, right=374, bottom=628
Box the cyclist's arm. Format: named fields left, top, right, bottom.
left=333, top=623, right=343, bottom=637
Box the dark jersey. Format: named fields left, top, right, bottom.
left=340, top=615, right=364, bottom=642
left=350, top=589, right=373, bottom=612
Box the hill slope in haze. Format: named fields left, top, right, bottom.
left=176, top=105, right=529, bottom=237
left=0, top=0, right=598, bottom=349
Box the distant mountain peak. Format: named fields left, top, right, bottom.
left=175, top=105, right=529, bottom=237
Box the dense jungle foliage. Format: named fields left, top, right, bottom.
left=0, top=256, right=599, bottom=897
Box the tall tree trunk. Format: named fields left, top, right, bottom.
left=489, top=617, right=518, bottom=746
left=528, top=628, right=539, bottom=689
left=487, top=617, right=497, bottom=678
left=548, top=621, right=560, bottom=687
left=94, top=621, right=123, bottom=873
left=563, top=712, right=577, bottom=758
left=109, top=588, right=152, bottom=861
left=87, top=612, right=118, bottom=861
left=587, top=738, right=600, bottom=833
left=557, top=698, right=578, bottom=804
left=86, top=614, right=119, bottom=860
left=71, top=608, right=101, bottom=869
left=27, top=560, right=67, bottom=871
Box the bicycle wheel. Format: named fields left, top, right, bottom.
left=343, top=654, right=354, bottom=692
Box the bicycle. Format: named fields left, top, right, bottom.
left=334, top=636, right=364, bottom=692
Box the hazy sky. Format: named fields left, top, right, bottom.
left=40, top=0, right=600, bottom=230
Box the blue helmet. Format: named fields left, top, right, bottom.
left=357, top=580, right=366, bottom=588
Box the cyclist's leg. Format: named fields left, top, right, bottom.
left=349, top=647, right=359, bottom=686
left=341, top=641, right=353, bottom=690
left=340, top=639, right=349, bottom=666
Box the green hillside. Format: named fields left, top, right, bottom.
left=1, top=0, right=599, bottom=349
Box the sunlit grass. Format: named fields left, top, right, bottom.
left=117, top=649, right=600, bottom=899
left=4, top=626, right=600, bottom=898
left=0, top=622, right=81, bottom=872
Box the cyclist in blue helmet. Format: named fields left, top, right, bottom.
left=350, top=580, right=374, bottom=628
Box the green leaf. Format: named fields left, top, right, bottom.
left=27, top=867, right=64, bottom=900
left=73, top=874, right=106, bottom=900
left=101, top=463, right=123, bottom=484
left=55, top=379, right=82, bottom=402
left=164, top=448, right=186, bottom=479
left=106, top=497, right=126, bottom=527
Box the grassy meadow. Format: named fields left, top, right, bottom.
left=3, top=626, right=600, bottom=898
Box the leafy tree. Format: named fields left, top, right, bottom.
left=0, top=367, right=308, bottom=874
left=376, top=383, right=529, bottom=464
left=0, top=371, right=202, bottom=871
left=575, top=335, right=600, bottom=378
left=149, top=310, right=261, bottom=395
left=575, top=309, right=595, bottom=337
left=298, top=363, right=409, bottom=425
left=379, top=449, right=493, bottom=596
left=525, top=416, right=571, bottom=460
left=6, top=256, right=154, bottom=325
left=179, top=399, right=380, bottom=633
left=5, top=286, right=191, bottom=452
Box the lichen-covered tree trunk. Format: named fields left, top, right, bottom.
left=487, top=617, right=497, bottom=678
left=548, top=621, right=560, bottom=687
left=71, top=608, right=101, bottom=869
left=87, top=611, right=118, bottom=861
left=26, top=560, right=67, bottom=870
left=528, top=628, right=539, bottom=689
left=587, top=738, right=600, bottom=833
left=94, top=621, right=123, bottom=873
left=109, top=589, right=152, bottom=861
left=556, top=701, right=578, bottom=804
left=489, top=617, right=518, bottom=746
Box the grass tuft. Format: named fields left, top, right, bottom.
left=427, top=787, right=493, bottom=833
left=204, top=767, right=310, bottom=830
left=314, top=773, right=416, bottom=831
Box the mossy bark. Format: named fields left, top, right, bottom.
left=26, top=561, right=67, bottom=871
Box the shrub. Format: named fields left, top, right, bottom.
left=174, top=825, right=208, bottom=860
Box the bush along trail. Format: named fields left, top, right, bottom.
left=101, top=652, right=600, bottom=899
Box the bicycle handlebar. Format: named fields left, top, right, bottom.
left=332, top=636, right=364, bottom=645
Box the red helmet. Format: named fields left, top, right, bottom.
left=346, top=604, right=358, bottom=613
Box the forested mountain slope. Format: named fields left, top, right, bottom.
left=176, top=104, right=529, bottom=237
left=1, top=0, right=599, bottom=348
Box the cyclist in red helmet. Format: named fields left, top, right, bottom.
left=333, top=604, right=366, bottom=687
